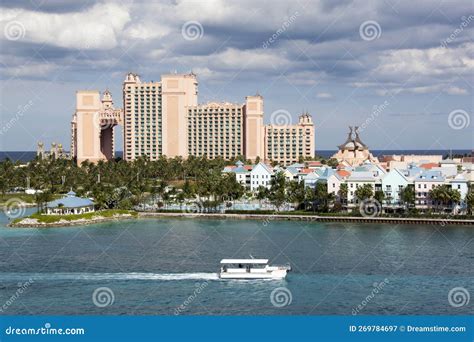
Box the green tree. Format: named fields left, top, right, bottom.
left=374, top=190, right=385, bottom=204
left=286, top=180, right=305, bottom=209
left=338, top=183, right=348, bottom=206
left=313, top=182, right=334, bottom=212
left=268, top=172, right=286, bottom=211
left=354, top=184, right=373, bottom=202
left=400, top=185, right=415, bottom=211
left=465, top=185, right=474, bottom=215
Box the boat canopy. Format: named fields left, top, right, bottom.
left=220, top=259, right=269, bottom=264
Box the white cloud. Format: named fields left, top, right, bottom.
left=316, top=92, right=333, bottom=99
left=124, top=22, right=170, bottom=41
left=375, top=84, right=469, bottom=96
left=2, top=62, right=56, bottom=77
left=445, top=86, right=468, bottom=95
left=0, top=3, right=131, bottom=50
left=374, top=43, right=474, bottom=79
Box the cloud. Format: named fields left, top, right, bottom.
left=374, top=43, right=474, bottom=79
left=316, top=92, right=333, bottom=99
left=0, top=3, right=131, bottom=50
left=2, top=62, right=57, bottom=77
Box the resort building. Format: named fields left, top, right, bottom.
left=122, top=72, right=198, bottom=161
left=45, top=191, right=95, bottom=215
left=414, top=171, right=445, bottom=210
left=332, top=126, right=378, bottom=167
left=187, top=102, right=244, bottom=160
left=71, top=89, right=123, bottom=164
left=264, top=113, right=315, bottom=165
left=71, top=72, right=315, bottom=165
left=37, top=142, right=69, bottom=160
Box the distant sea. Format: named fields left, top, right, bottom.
left=0, top=150, right=471, bottom=162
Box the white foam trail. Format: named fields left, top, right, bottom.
left=0, top=272, right=219, bottom=281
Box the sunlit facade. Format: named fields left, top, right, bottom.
left=72, top=73, right=315, bottom=165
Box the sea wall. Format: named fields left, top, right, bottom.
left=139, top=212, right=474, bottom=226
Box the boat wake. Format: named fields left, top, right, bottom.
left=0, top=272, right=220, bottom=282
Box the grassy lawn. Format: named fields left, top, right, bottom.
left=15, top=209, right=137, bottom=224
left=0, top=193, right=63, bottom=206
left=0, top=193, right=36, bottom=205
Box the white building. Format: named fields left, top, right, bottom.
left=250, top=162, right=274, bottom=191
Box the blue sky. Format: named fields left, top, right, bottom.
left=0, top=0, right=472, bottom=151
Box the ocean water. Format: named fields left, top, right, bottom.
left=0, top=150, right=471, bottom=162
left=0, top=210, right=472, bottom=315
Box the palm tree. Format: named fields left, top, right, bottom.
left=338, top=183, right=348, bottom=207
left=268, top=172, right=286, bottom=211
left=400, top=185, right=415, bottom=212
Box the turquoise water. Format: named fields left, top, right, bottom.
left=0, top=210, right=472, bottom=315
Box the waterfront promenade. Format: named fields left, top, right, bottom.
left=9, top=210, right=474, bottom=227
left=139, top=212, right=474, bottom=226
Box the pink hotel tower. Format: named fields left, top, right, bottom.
left=71, top=72, right=315, bottom=166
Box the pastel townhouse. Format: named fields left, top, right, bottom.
left=250, top=162, right=274, bottom=191
left=315, top=168, right=349, bottom=201
left=223, top=161, right=251, bottom=188
left=297, top=168, right=313, bottom=182
left=381, top=168, right=409, bottom=209
left=414, top=171, right=445, bottom=211
left=346, top=165, right=384, bottom=208
left=283, top=167, right=300, bottom=182
left=303, top=171, right=321, bottom=189
left=449, top=174, right=469, bottom=214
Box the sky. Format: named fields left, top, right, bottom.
left=0, top=0, right=472, bottom=152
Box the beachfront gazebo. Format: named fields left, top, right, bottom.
left=45, top=191, right=95, bottom=215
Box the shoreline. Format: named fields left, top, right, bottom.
left=8, top=214, right=136, bottom=228
left=138, top=212, right=474, bottom=226
left=7, top=211, right=474, bottom=228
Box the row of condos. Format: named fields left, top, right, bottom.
left=223, top=159, right=473, bottom=214
left=120, top=72, right=315, bottom=165
left=304, top=162, right=472, bottom=214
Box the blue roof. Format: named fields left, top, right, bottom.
left=47, top=193, right=94, bottom=208
left=415, top=171, right=445, bottom=182
left=233, top=166, right=249, bottom=173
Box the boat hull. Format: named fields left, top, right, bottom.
left=219, top=269, right=288, bottom=279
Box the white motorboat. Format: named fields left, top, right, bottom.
left=219, top=259, right=291, bottom=279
